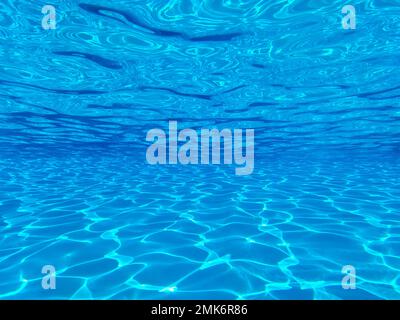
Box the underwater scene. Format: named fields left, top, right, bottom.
left=0, top=0, right=399, bottom=299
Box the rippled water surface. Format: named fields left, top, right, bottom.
left=0, top=1, right=399, bottom=299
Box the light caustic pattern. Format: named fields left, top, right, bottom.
left=0, top=0, right=399, bottom=299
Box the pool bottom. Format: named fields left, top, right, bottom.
left=0, top=151, right=399, bottom=299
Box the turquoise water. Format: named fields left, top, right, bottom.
left=0, top=1, right=399, bottom=299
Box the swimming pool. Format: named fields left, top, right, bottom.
left=0, top=0, right=399, bottom=299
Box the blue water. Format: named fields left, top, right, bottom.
left=0, top=0, right=399, bottom=300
